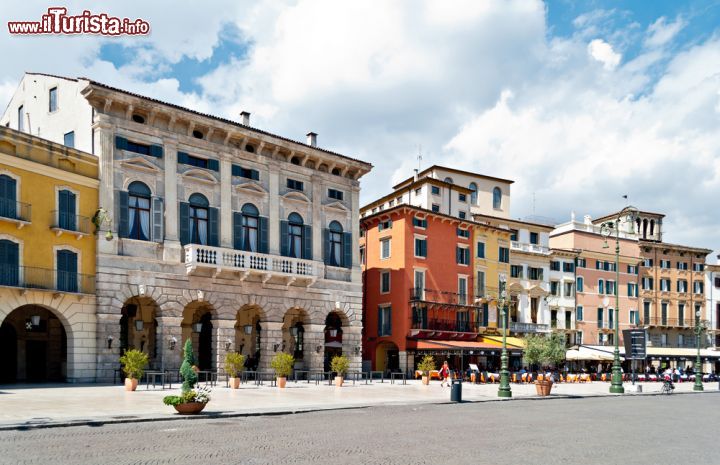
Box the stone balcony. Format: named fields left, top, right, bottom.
left=184, top=244, right=318, bottom=286
left=510, top=241, right=550, bottom=255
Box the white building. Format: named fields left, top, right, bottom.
left=549, top=249, right=579, bottom=342
left=706, top=259, right=720, bottom=350
left=2, top=72, right=372, bottom=380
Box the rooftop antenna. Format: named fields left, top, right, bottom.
left=417, top=144, right=422, bottom=171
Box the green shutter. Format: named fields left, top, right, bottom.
left=208, top=207, right=219, bottom=247
left=118, top=191, right=129, bottom=238
left=177, top=151, right=189, bottom=165
left=343, top=232, right=352, bottom=269
left=323, top=228, right=330, bottom=265
left=280, top=220, right=289, bottom=256
left=207, top=159, right=219, bottom=172
left=150, top=144, right=163, bottom=158
left=151, top=197, right=164, bottom=243
left=303, top=225, right=312, bottom=260
left=233, top=212, right=243, bottom=250
left=258, top=216, right=269, bottom=254
left=115, top=135, right=128, bottom=151
left=179, top=202, right=190, bottom=245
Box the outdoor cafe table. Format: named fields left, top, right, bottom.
left=144, top=370, right=172, bottom=390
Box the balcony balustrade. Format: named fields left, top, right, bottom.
left=510, top=241, right=550, bottom=255
left=408, top=287, right=478, bottom=306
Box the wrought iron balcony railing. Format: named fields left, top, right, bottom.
left=50, top=211, right=91, bottom=235
left=0, top=198, right=31, bottom=224
left=0, top=265, right=95, bottom=294
left=408, top=287, right=476, bottom=306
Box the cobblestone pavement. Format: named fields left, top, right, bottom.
left=1, top=393, right=718, bottom=465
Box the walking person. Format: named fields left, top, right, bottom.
left=439, top=361, right=451, bottom=387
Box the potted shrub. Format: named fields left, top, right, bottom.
left=522, top=334, right=566, bottom=396
left=271, top=352, right=294, bottom=388
left=417, top=355, right=436, bottom=385
left=119, top=349, right=149, bottom=391
left=224, top=351, right=245, bottom=389
left=163, top=339, right=211, bottom=414
left=330, top=355, right=350, bottom=387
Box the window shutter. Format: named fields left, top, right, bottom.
left=303, top=225, right=312, bottom=260
left=231, top=164, right=241, bottom=177
left=177, top=151, right=189, bottom=165
left=179, top=202, right=190, bottom=245
left=280, top=220, right=289, bottom=256
left=150, top=144, right=163, bottom=158
left=252, top=169, right=260, bottom=181
left=323, top=228, right=330, bottom=265
left=343, top=232, right=352, bottom=269
left=208, top=207, right=219, bottom=247
left=207, top=159, right=219, bottom=172
left=115, top=135, right=128, bottom=151
left=233, top=212, right=243, bottom=250
left=151, top=196, right=164, bottom=243
left=118, top=190, right=129, bottom=238
left=258, top=216, right=269, bottom=254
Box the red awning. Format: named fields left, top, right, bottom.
left=408, top=340, right=502, bottom=350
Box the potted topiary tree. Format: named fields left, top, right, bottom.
left=417, top=355, right=436, bottom=385
left=224, top=351, right=245, bottom=389
left=119, top=349, right=149, bottom=391
left=163, top=339, right=211, bottom=414
left=523, top=333, right=566, bottom=396
left=271, top=352, right=294, bottom=388
left=330, top=355, right=350, bottom=387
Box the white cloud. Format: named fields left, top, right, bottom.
left=645, top=16, right=685, bottom=48
left=588, top=38, right=621, bottom=69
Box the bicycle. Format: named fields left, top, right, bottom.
left=661, top=379, right=674, bottom=395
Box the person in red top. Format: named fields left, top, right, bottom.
left=439, top=361, right=451, bottom=387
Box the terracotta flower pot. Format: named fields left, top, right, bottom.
left=335, top=376, right=344, bottom=387
left=229, top=377, right=240, bottom=389
left=173, top=402, right=206, bottom=415
left=124, top=377, right=138, bottom=391
left=422, top=376, right=430, bottom=385
left=277, top=376, right=287, bottom=388
left=535, top=380, right=553, bottom=396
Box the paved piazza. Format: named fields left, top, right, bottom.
left=1, top=392, right=717, bottom=465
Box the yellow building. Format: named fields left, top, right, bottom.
left=473, top=223, right=512, bottom=329
left=0, top=126, right=99, bottom=383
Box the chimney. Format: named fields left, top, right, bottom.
left=240, top=111, right=250, bottom=126
left=413, top=169, right=419, bottom=181
left=306, top=132, right=317, bottom=147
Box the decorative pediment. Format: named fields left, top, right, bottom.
left=120, top=156, right=160, bottom=174
left=235, top=181, right=267, bottom=196
left=182, top=169, right=218, bottom=185
left=324, top=200, right=349, bottom=212
left=282, top=191, right=310, bottom=204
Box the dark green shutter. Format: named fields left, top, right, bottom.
left=150, top=144, right=163, bottom=158
left=179, top=202, right=190, bottom=245
left=0, top=240, right=19, bottom=286
left=280, top=221, right=289, bottom=256
left=118, top=191, right=129, bottom=238
left=115, top=135, right=128, bottom=151
left=258, top=216, right=269, bottom=254
left=252, top=169, right=260, bottom=181
left=323, top=229, right=330, bottom=265
left=207, top=159, right=219, bottom=172
left=151, top=197, right=164, bottom=243
left=208, top=207, right=219, bottom=247
left=233, top=212, right=243, bottom=250
left=177, top=152, right=189, bottom=165
left=343, top=232, right=352, bottom=269
left=303, top=225, right=312, bottom=260
left=231, top=165, right=241, bottom=177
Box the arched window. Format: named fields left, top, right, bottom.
left=0, top=239, right=19, bottom=286
left=444, top=177, right=454, bottom=184
left=328, top=221, right=343, bottom=267
left=189, top=193, right=209, bottom=245
left=650, top=220, right=655, bottom=237
left=468, top=182, right=478, bottom=204
left=492, top=187, right=502, bottom=209
left=288, top=213, right=304, bottom=258
left=128, top=181, right=151, bottom=241
left=0, top=174, right=18, bottom=219
left=241, top=203, right=259, bottom=252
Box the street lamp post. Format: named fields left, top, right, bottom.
left=694, top=309, right=704, bottom=391
left=498, top=276, right=512, bottom=398
left=600, top=205, right=638, bottom=395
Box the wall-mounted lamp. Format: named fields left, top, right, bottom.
left=224, top=339, right=232, bottom=351
left=354, top=346, right=360, bottom=355
left=107, top=334, right=114, bottom=349
left=192, top=322, right=203, bottom=333
left=243, top=325, right=253, bottom=335
left=30, top=315, right=41, bottom=326
left=316, top=345, right=322, bottom=354
left=135, top=319, right=144, bottom=331
left=273, top=343, right=280, bottom=352
left=169, top=336, right=177, bottom=350
left=92, top=208, right=114, bottom=241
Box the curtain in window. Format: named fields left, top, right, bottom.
left=243, top=215, right=258, bottom=252
left=129, top=195, right=151, bottom=241
left=289, top=224, right=302, bottom=258
left=330, top=231, right=342, bottom=266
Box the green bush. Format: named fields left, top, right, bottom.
left=180, top=339, right=198, bottom=393
left=119, top=349, right=149, bottom=380
left=417, top=355, right=436, bottom=375
left=163, top=386, right=211, bottom=405
left=330, top=355, right=350, bottom=376
left=224, top=352, right=245, bottom=378
left=271, top=352, right=295, bottom=378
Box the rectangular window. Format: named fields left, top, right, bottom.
left=564, top=282, right=574, bottom=297
left=476, top=271, right=486, bottom=297
left=576, top=331, right=583, bottom=345
left=596, top=260, right=602, bottom=270
left=511, top=265, right=523, bottom=279
left=598, top=280, right=604, bottom=294
left=597, top=308, right=604, bottom=328
left=414, top=270, right=425, bottom=299
left=510, top=231, right=518, bottom=241
left=182, top=153, right=209, bottom=169
left=431, top=204, right=440, bottom=213
left=677, top=262, right=688, bottom=270
left=608, top=309, right=614, bottom=329
left=530, top=232, right=539, bottom=244
left=456, top=228, right=469, bottom=238
left=715, top=277, right=720, bottom=288
left=414, top=237, right=427, bottom=258
left=661, top=303, right=668, bottom=325
left=693, top=263, right=704, bottom=272
left=563, top=262, right=575, bottom=272
left=660, top=278, right=671, bottom=292
left=550, top=261, right=560, bottom=271
left=677, top=280, right=687, bottom=293
left=576, top=258, right=586, bottom=268
left=678, top=303, right=685, bottom=326
left=499, top=247, right=509, bottom=263
left=550, top=281, right=559, bottom=296
left=232, top=165, right=260, bottom=180
left=642, top=258, right=653, bottom=267
left=627, top=265, right=638, bottom=274
left=380, top=271, right=390, bottom=293
left=378, top=306, right=392, bottom=336
left=576, top=306, right=584, bottom=321
left=18, top=105, right=24, bottom=131
left=380, top=239, right=391, bottom=259
left=412, top=217, right=427, bottom=228
left=627, top=283, right=637, bottom=297
left=528, top=267, right=543, bottom=281
left=642, top=277, right=654, bottom=290
left=378, top=220, right=392, bottom=231
left=643, top=301, right=651, bottom=324
left=629, top=310, right=639, bottom=326
left=694, top=281, right=704, bottom=294
left=359, top=246, right=365, bottom=265
left=606, top=280, right=616, bottom=295
left=458, top=193, right=466, bottom=202
left=458, top=211, right=466, bottom=219
left=660, top=259, right=671, bottom=269
left=476, top=242, right=485, bottom=258
left=431, top=186, right=440, bottom=195
left=49, top=87, right=58, bottom=112
left=577, top=276, right=584, bottom=292
left=287, top=178, right=304, bottom=191
left=63, top=131, right=75, bottom=148
left=328, top=189, right=344, bottom=201
left=456, top=246, right=470, bottom=265
left=388, top=200, right=394, bottom=207
left=458, top=277, right=467, bottom=305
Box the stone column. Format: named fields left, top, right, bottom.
left=96, top=312, right=122, bottom=383
left=220, top=156, right=232, bottom=248
left=304, top=324, right=326, bottom=371
left=214, top=319, right=236, bottom=375
left=341, top=325, right=363, bottom=372
left=156, top=316, right=183, bottom=373
left=311, top=174, right=322, bottom=261
left=350, top=185, right=362, bottom=283
left=258, top=321, right=283, bottom=371
left=95, top=120, right=117, bottom=255
left=268, top=162, right=280, bottom=255
left=163, top=138, right=182, bottom=262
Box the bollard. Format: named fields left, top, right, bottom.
left=451, top=379, right=462, bottom=402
